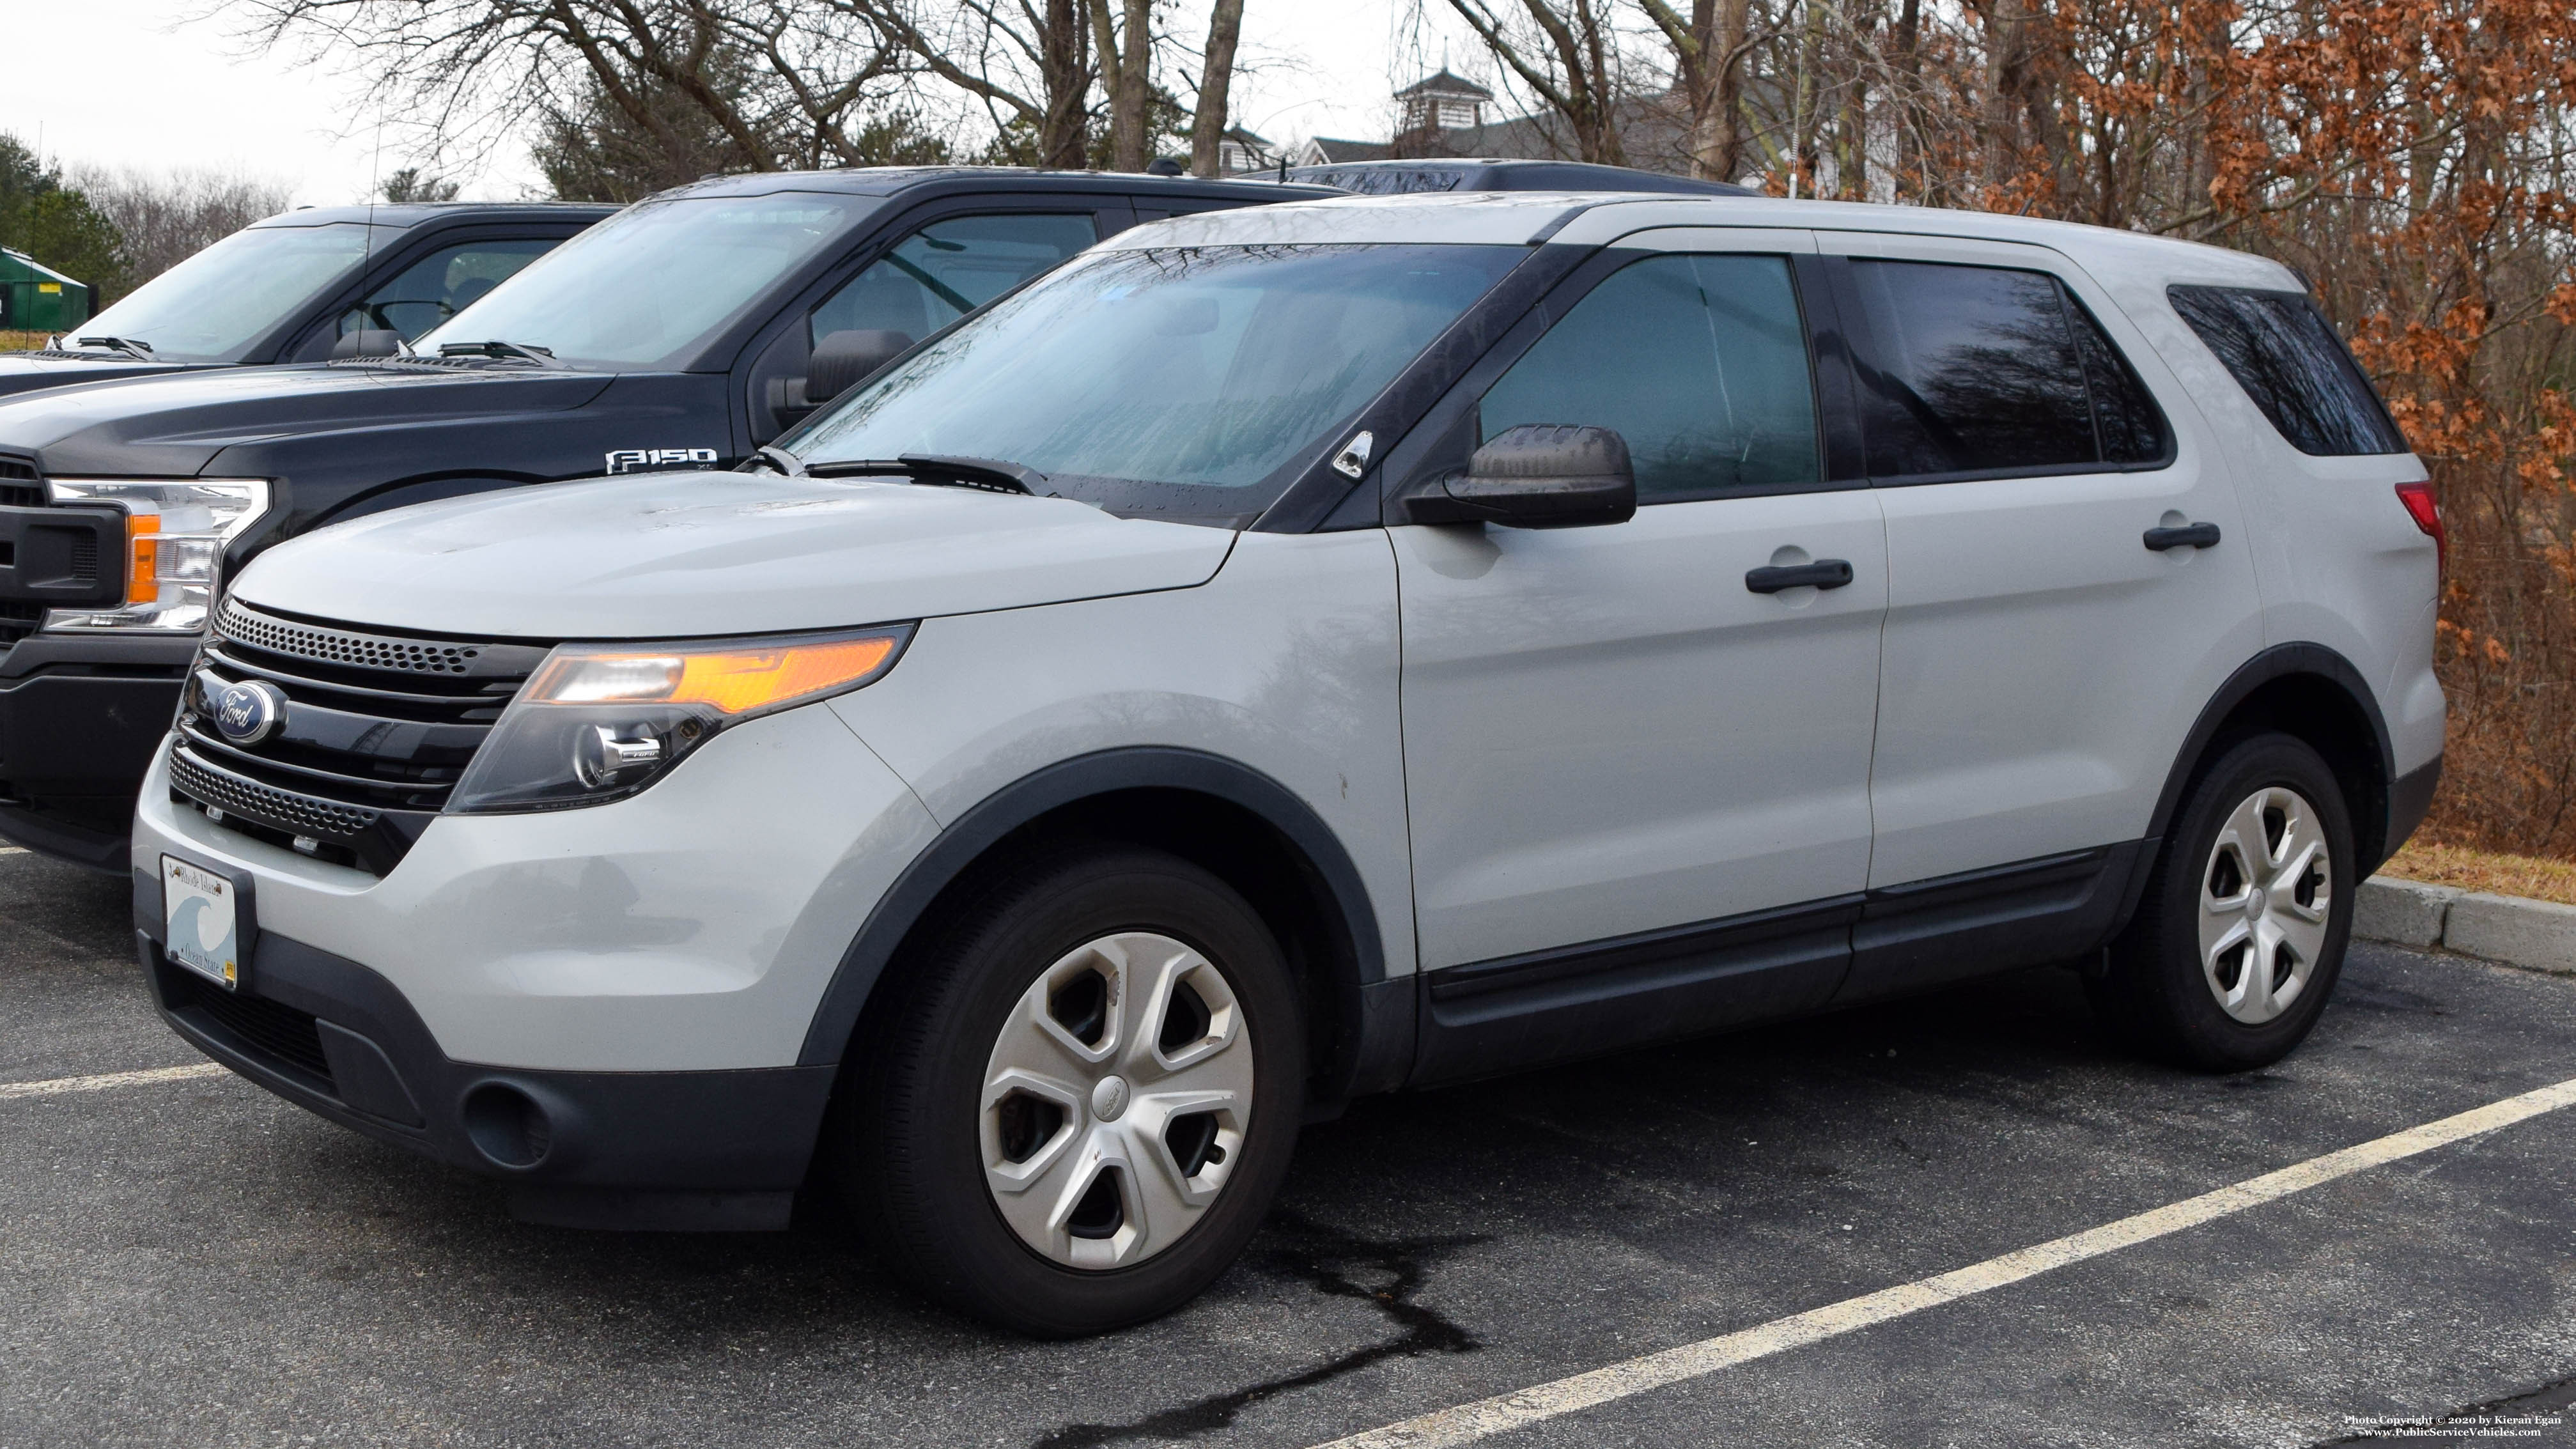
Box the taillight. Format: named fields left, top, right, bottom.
left=2395, top=481, right=2443, bottom=570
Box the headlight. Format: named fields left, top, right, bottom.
left=446, top=626, right=913, bottom=813
left=42, top=478, right=272, bottom=633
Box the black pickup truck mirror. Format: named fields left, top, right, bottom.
left=1402, top=424, right=1638, bottom=529
left=805, top=329, right=916, bottom=408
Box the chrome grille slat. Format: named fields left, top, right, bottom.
left=176, top=723, right=454, bottom=800
left=201, top=642, right=512, bottom=708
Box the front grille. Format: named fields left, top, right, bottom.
left=168, top=600, right=551, bottom=874
left=170, top=747, right=382, bottom=837
left=173, top=972, right=336, bottom=1085
left=214, top=599, right=500, bottom=676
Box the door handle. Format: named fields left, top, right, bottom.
left=2143, top=522, right=2222, bottom=551
left=1744, top=559, right=1855, bottom=594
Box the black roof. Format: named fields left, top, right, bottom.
left=251, top=201, right=621, bottom=230
left=1285, top=157, right=1755, bottom=198
left=652, top=166, right=1335, bottom=203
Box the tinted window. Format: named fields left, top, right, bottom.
left=1481, top=253, right=1819, bottom=500
left=2068, top=294, right=2168, bottom=464
left=344, top=238, right=557, bottom=341
left=2168, top=285, right=2405, bottom=456
left=811, top=213, right=1098, bottom=346
left=1849, top=260, right=2099, bottom=477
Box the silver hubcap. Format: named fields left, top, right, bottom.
left=2198, top=785, right=2331, bottom=1024
left=979, top=932, right=1253, bottom=1269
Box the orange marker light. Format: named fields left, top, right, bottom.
left=125, top=512, right=162, bottom=606
left=525, top=634, right=903, bottom=715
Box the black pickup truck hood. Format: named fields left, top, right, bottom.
left=0, top=363, right=614, bottom=477
left=0, top=354, right=206, bottom=401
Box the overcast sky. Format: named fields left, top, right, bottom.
left=0, top=0, right=1494, bottom=206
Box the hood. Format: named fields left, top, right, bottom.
left=229, top=469, right=1238, bottom=638
left=0, top=355, right=198, bottom=401
left=0, top=363, right=612, bottom=476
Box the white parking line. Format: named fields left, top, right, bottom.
left=1315, top=1073, right=2576, bottom=1449
left=0, top=845, right=26, bottom=855
left=0, top=1062, right=229, bottom=1101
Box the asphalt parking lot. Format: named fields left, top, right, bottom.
left=4, top=843, right=2573, bottom=1449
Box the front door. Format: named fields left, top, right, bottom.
left=1822, top=235, right=2265, bottom=998
left=1394, top=230, right=1888, bottom=1076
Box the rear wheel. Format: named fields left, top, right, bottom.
left=832, top=842, right=1302, bottom=1336
left=2091, top=732, right=2354, bottom=1071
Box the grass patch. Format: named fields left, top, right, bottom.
left=2381, top=839, right=2576, bottom=907
left=1, top=330, right=58, bottom=352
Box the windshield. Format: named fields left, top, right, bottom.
left=75, top=222, right=372, bottom=363
left=786, top=243, right=1525, bottom=522
left=415, top=193, right=875, bottom=370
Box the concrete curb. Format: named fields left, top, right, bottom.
left=2357, top=876, right=2576, bottom=973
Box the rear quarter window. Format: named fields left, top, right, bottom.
left=2166, top=285, right=2407, bottom=456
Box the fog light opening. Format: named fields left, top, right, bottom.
left=462, top=1082, right=554, bottom=1169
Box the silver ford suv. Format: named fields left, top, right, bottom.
left=132, top=192, right=2442, bottom=1335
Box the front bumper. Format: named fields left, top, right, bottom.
left=137, top=927, right=833, bottom=1229
left=0, top=632, right=197, bottom=868
left=128, top=700, right=943, bottom=1227
left=133, top=702, right=939, bottom=1073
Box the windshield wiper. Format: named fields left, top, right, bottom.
left=803, top=453, right=1046, bottom=495
left=437, top=339, right=561, bottom=368
left=74, top=336, right=154, bottom=360
left=746, top=444, right=806, bottom=477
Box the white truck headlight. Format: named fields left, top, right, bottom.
left=42, top=479, right=273, bottom=633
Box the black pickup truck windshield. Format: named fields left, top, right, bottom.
left=414, top=193, right=876, bottom=371
left=70, top=222, right=373, bottom=363
left=786, top=243, right=1523, bottom=520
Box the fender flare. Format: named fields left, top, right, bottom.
left=795, top=747, right=1388, bottom=1068
left=2119, top=643, right=2398, bottom=932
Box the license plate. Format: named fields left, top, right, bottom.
left=162, top=855, right=243, bottom=989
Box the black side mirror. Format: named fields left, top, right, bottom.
left=806, top=329, right=915, bottom=407
left=331, top=329, right=405, bottom=360
left=1403, top=424, right=1637, bottom=528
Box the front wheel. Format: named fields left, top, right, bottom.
left=2091, top=732, right=2355, bottom=1071
left=830, top=842, right=1304, bottom=1336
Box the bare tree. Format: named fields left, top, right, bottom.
left=1188, top=0, right=1246, bottom=177
left=68, top=162, right=291, bottom=286
left=1635, top=0, right=1755, bottom=182
left=226, top=1, right=913, bottom=179
left=858, top=0, right=1096, bottom=167
left=1087, top=0, right=1153, bottom=169
left=1447, top=0, right=1633, bottom=166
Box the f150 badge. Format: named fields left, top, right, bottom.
left=605, top=447, right=720, bottom=474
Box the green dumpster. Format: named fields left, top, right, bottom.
left=0, top=248, right=92, bottom=334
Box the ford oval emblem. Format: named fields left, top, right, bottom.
left=210, top=680, right=287, bottom=746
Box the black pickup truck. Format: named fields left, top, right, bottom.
left=0, top=167, right=1333, bottom=865
left=0, top=202, right=612, bottom=399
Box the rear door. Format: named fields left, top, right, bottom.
left=1393, top=228, right=1891, bottom=1078
left=1820, top=233, right=2263, bottom=1000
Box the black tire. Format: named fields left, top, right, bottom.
left=829, top=841, right=1304, bottom=1337
left=2090, top=732, right=2355, bottom=1071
